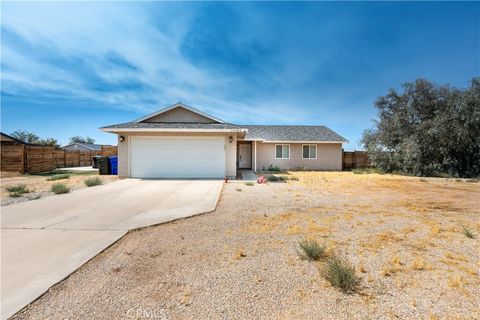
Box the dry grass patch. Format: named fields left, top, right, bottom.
left=14, top=171, right=480, bottom=320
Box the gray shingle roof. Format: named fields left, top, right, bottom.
left=242, top=125, right=348, bottom=142
left=101, top=122, right=244, bottom=130
left=62, top=143, right=102, bottom=150
left=78, top=143, right=102, bottom=150
left=101, top=122, right=347, bottom=142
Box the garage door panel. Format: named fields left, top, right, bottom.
left=130, top=137, right=225, bottom=178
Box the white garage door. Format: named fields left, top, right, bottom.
left=130, top=136, right=226, bottom=178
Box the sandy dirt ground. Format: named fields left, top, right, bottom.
left=12, top=172, right=480, bottom=320
left=1, top=172, right=118, bottom=206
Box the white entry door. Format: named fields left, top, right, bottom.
left=130, top=136, right=226, bottom=178
left=238, top=144, right=252, bottom=169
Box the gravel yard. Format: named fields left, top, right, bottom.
left=1, top=171, right=118, bottom=206
left=13, top=172, right=479, bottom=319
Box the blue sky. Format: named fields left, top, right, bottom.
left=1, top=2, right=478, bottom=149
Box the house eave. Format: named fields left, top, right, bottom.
left=260, top=140, right=348, bottom=144
left=101, top=128, right=249, bottom=134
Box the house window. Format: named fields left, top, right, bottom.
left=302, top=144, right=317, bottom=159
left=275, top=144, right=290, bottom=159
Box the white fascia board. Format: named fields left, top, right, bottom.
left=101, top=128, right=248, bottom=133
left=260, top=140, right=348, bottom=144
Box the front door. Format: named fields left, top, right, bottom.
left=238, top=144, right=252, bottom=169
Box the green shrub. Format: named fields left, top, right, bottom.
left=280, top=175, right=299, bottom=181
left=461, top=223, right=475, bottom=239
left=47, top=173, right=70, bottom=181
left=267, top=175, right=280, bottom=182
left=267, top=165, right=281, bottom=172
left=51, top=183, right=70, bottom=194
left=322, top=255, right=360, bottom=293
left=6, top=184, right=31, bottom=197
left=245, top=182, right=254, bottom=186
left=84, top=176, right=102, bottom=187
left=267, top=175, right=286, bottom=182
left=298, top=239, right=326, bottom=261
left=6, top=184, right=29, bottom=193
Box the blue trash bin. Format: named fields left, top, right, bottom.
left=109, top=156, right=118, bottom=175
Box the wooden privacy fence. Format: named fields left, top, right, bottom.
left=1, top=144, right=117, bottom=174
left=342, top=150, right=372, bottom=169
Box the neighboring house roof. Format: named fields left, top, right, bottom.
left=242, top=125, right=348, bottom=143
left=101, top=122, right=246, bottom=132
left=0, top=132, right=29, bottom=144
left=62, top=142, right=102, bottom=151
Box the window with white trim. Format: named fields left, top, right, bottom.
left=275, top=144, right=290, bottom=159
left=302, top=144, right=317, bottom=159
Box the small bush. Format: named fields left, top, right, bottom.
left=461, top=223, right=475, bottom=239
left=245, top=182, right=254, bottom=186
left=267, top=175, right=281, bottom=182
left=280, top=175, right=299, bottom=181
left=322, top=255, right=360, bottom=293
left=47, top=173, right=70, bottom=181
left=267, top=165, right=281, bottom=172
left=6, top=184, right=31, bottom=197
left=298, top=239, right=326, bottom=261
left=84, top=176, right=102, bottom=187
left=6, top=184, right=29, bottom=193
left=51, top=183, right=70, bottom=194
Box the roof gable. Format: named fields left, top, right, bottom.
left=135, top=103, right=225, bottom=124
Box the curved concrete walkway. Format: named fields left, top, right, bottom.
left=1, top=179, right=223, bottom=319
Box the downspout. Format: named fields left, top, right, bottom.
left=254, top=140, right=257, bottom=173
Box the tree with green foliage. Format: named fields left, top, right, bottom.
left=69, top=135, right=96, bottom=144
left=10, top=130, right=60, bottom=147
left=362, top=78, right=480, bottom=178
left=10, top=130, right=40, bottom=144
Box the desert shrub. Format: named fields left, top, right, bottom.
left=6, top=184, right=31, bottom=197
left=245, top=182, right=254, bottom=186
left=267, top=175, right=280, bottom=182
left=84, top=176, right=102, bottom=187
left=461, top=224, right=475, bottom=239
left=322, top=255, right=360, bottom=293
left=47, top=173, right=70, bottom=181
left=51, top=183, right=70, bottom=194
left=298, top=239, right=326, bottom=261
left=279, top=175, right=299, bottom=181
left=267, top=165, right=281, bottom=172
left=6, top=184, right=29, bottom=193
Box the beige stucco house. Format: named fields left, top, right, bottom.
left=101, top=103, right=348, bottom=178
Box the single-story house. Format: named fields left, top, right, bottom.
left=62, top=142, right=102, bottom=152
left=101, top=102, right=348, bottom=179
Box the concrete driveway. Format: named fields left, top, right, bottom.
left=1, top=179, right=223, bottom=320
